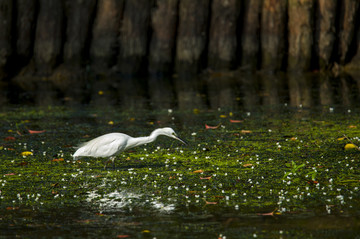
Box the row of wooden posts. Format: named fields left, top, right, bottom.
left=0, top=0, right=360, bottom=87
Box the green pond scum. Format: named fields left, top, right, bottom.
left=0, top=105, right=360, bottom=238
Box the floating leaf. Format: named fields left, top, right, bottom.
left=219, top=115, right=227, bottom=118
left=229, top=119, right=243, bottom=123
left=21, top=151, right=33, bottom=156
left=4, top=173, right=15, bottom=176
left=344, top=143, right=358, bottom=150
left=243, top=163, right=253, bottom=167
left=142, top=230, right=151, bottom=233
left=290, top=137, right=297, bottom=141
left=18, top=162, right=28, bottom=166
left=28, top=129, right=46, bottom=134
left=52, top=158, right=64, bottom=162
left=205, top=124, right=220, bottom=129
left=192, top=169, right=204, bottom=173
left=205, top=201, right=217, bottom=205
left=241, top=130, right=252, bottom=134
left=337, top=137, right=345, bottom=141
left=348, top=125, right=357, bottom=128
left=200, top=176, right=212, bottom=180
left=98, top=90, right=104, bottom=95
left=4, top=136, right=15, bottom=141
left=193, top=108, right=200, bottom=114
left=108, top=121, right=114, bottom=125
left=117, top=235, right=130, bottom=238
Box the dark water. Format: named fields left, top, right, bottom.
left=4, top=71, right=360, bottom=110
left=1, top=73, right=360, bottom=238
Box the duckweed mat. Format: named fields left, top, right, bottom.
left=1, top=106, right=360, bottom=238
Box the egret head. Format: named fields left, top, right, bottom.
left=156, top=127, right=187, bottom=145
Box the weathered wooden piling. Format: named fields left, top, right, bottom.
left=241, top=0, right=262, bottom=71
left=208, top=0, right=240, bottom=71
left=117, top=0, right=152, bottom=76
left=16, top=0, right=36, bottom=66
left=288, top=0, right=314, bottom=72
left=261, top=0, right=287, bottom=73
left=90, top=0, right=124, bottom=72
left=63, top=0, right=96, bottom=66
left=148, top=0, right=178, bottom=76
left=316, top=0, right=337, bottom=70
left=338, top=0, right=359, bottom=64
left=0, top=0, right=13, bottom=79
left=33, top=0, right=64, bottom=76
left=175, top=0, right=210, bottom=76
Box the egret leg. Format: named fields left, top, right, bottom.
left=104, top=156, right=116, bottom=170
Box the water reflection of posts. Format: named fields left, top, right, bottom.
left=260, top=73, right=285, bottom=106
left=175, top=73, right=205, bottom=110
left=319, top=74, right=335, bottom=106
left=237, top=73, right=260, bottom=110
left=207, top=73, right=238, bottom=110
left=288, top=73, right=313, bottom=108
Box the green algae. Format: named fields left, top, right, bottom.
left=1, top=105, right=360, bottom=237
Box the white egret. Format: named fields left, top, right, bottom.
left=73, top=127, right=186, bottom=169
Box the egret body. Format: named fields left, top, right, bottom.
left=73, top=127, right=186, bottom=169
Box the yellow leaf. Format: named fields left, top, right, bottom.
left=142, top=230, right=150, bottom=233
left=243, top=163, right=253, bottom=167
left=98, top=90, right=104, bottom=95
left=193, top=108, right=200, bottom=114
left=192, top=169, right=204, bottom=174
left=344, top=143, right=358, bottom=150
left=229, top=112, right=233, bottom=117
left=337, top=137, right=345, bottom=141
left=241, top=130, right=252, bottom=134
left=21, top=151, right=33, bottom=156
left=348, top=125, right=357, bottom=128
left=220, top=115, right=227, bottom=118
left=108, top=121, right=114, bottom=125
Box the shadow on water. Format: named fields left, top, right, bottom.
left=4, top=71, right=360, bottom=109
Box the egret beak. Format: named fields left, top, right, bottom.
left=174, top=135, right=187, bottom=145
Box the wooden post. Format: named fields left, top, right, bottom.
left=338, top=0, right=359, bottom=64
left=0, top=0, right=13, bottom=79
left=64, top=0, right=97, bottom=67
left=90, top=0, right=124, bottom=72
left=175, top=0, right=210, bottom=76
left=288, top=0, right=314, bottom=72
left=241, top=0, right=262, bottom=71
left=316, top=0, right=337, bottom=70
left=117, top=0, right=152, bottom=76
left=208, top=0, right=240, bottom=71
left=16, top=0, right=36, bottom=66
left=261, top=0, right=287, bottom=73
left=34, top=0, right=64, bottom=76
left=148, top=0, right=178, bottom=76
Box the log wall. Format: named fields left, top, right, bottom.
left=0, top=0, right=360, bottom=101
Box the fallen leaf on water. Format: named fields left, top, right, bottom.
left=243, top=163, right=253, bottom=167
left=6, top=207, right=19, bottom=210
left=344, top=143, right=358, bottom=150
left=205, top=201, right=217, bottom=205
left=290, top=137, right=297, bottom=141
left=220, top=115, right=227, bottom=118
left=241, top=130, right=252, bottom=134
left=337, top=137, right=345, bottom=140
left=52, top=158, right=64, bottom=162
left=21, top=151, right=33, bottom=156
left=192, top=169, right=204, bottom=173
left=348, top=125, right=357, bottom=128
left=142, top=230, right=151, bottom=233
left=229, top=119, right=243, bottom=123
left=200, top=176, right=212, bottom=180
left=18, top=162, right=28, bottom=166
left=257, top=210, right=281, bottom=216
left=4, top=136, right=15, bottom=141
left=169, top=176, right=176, bottom=179
left=205, top=124, right=220, bottom=129
left=28, top=129, right=46, bottom=134
left=108, top=121, right=114, bottom=125
left=4, top=173, right=15, bottom=176
left=117, top=235, right=130, bottom=238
